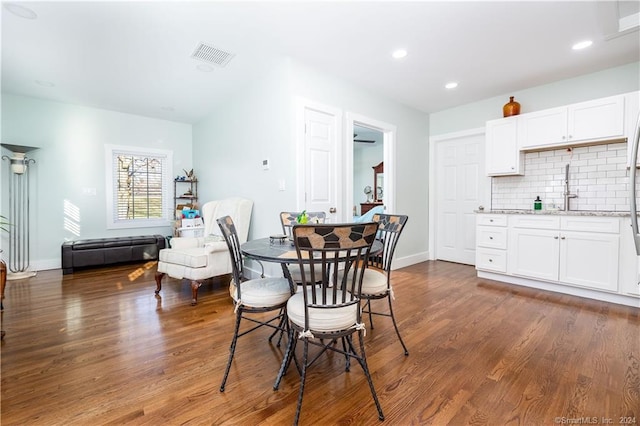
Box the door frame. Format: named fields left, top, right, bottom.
left=429, top=127, right=487, bottom=260
left=345, top=112, right=396, bottom=217
left=294, top=97, right=343, bottom=217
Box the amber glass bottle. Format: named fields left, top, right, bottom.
left=503, top=96, right=521, bottom=117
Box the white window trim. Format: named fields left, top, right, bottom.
left=105, top=144, right=173, bottom=229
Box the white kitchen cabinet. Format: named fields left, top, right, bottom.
left=509, top=228, right=560, bottom=281
left=477, top=213, right=638, bottom=307
left=519, top=107, right=567, bottom=149
left=520, top=95, right=625, bottom=150
left=568, top=96, right=625, bottom=142
left=475, top=214, right=508, bottom=272
left=485, top=116, right=523, bottom=176
left=508, top=215, right=620, bottom=292
left=558, top=231, right=619, bottom=291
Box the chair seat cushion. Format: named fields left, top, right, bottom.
left=337, top=268, right=388, bottom=296
left=287, top=289, right=358, bottom=333
left=229, top=278, right=291, bottom=308
left=159, top=247, right=209, bottom=268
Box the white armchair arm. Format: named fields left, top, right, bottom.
left=170, top=236, right=205, bottom=250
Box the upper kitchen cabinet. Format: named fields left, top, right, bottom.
left=520, top=94, right=625, bottom=150
left=485, top=115, right=523, bottom=176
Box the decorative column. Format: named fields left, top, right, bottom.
left=2, top=147, right=37, bottom=280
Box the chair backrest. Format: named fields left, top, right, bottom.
left=203, top=198, right=253, bottom=243
left=370, top=214, right=408, bottom=272
left=292, top=222, right=378, bottom=330
left=279, top=211, right=326, bottom=237
left=217, top=216, right=246, bottom=287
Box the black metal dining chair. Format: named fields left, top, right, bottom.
left=347, top=213, right=410, bottom=355
left=279, top=211, right=327, bottom=285
left=217, top=215, right=294, bottom=392
left=274, top=222, right=384, bottom=425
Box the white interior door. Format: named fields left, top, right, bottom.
left=300, top=105, right=340, bottom=222
left=435, top=131, right=490, bottom=265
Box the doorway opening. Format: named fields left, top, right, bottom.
left=345, top=113, right=396, bottom=221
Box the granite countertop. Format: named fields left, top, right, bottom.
left=475, top=209, right=633, bottom=217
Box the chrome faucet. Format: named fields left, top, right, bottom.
left=563, top=163, right=577, bottom=211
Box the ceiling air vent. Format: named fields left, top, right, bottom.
left=191, top=42, right=235, bottom=67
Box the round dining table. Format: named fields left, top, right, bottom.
left=240, top=237, right=382, bottom=265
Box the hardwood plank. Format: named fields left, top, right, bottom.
left=1, top=260, right=638, bottom=425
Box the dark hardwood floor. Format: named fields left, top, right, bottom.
left=1, top=260, right=638, bottom=425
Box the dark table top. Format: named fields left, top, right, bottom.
left=241, top=237, right=382, bottom=264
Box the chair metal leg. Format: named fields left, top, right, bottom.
left=268, top=307, right=286, bottom=347
left=341, top=337, right=351, bottom=372
left=293, top=339, right=309, bottom=426
left=353, top=331, right=385, bottom=421
left=274, top=326, right=296, bottom=390
left=365, top=298, right=374, bottom=329
left=220, top=308, right=243, bottom=392
left=387, top=295, right=409, bottom=356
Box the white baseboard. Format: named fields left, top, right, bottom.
left=392, top=251, right=429, bottom=270
left=9, top=258, right=61, bottom=273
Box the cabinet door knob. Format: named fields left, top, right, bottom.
left=568, top=135, right=572, bottom=139
left=488, top=259, right=493, bottom=262
left=489, top=236, right=494, bottom=240
left=489, top=219, right=494, bottom=222
left=561, top=236, right=566, bottom=240
left=554, top=236, right=559, bottom=239
left=562, top=135, right=566, bottom=140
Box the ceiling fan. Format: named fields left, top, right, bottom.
left=354, top=133, right=375, bottom=144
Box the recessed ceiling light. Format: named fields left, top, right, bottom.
left=392, top=49, right=408, bottom=59
left=445, top=82, right=458, bottom=89
left=196, top=64, right=214, bottom=72
left=572, top=40, right=593, bottom=50
left=4, top=2, right=37, bottom=19
left=35, top=80, right=55, bottom=88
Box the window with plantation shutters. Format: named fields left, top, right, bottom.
left=105, top=145, right=173, bottom=229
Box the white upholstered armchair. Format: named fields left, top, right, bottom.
left=155, top=198, right=253, bottom=305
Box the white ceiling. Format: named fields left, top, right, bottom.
left=2, top=1, right=639, bottom=124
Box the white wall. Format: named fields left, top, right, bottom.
left=1, top=94, right=192, bottom=270
left=430, top=62, right=640, bottom=137
left=192, top=57, right=430, bottom=265
left=191, top=59, right=293, bottom=241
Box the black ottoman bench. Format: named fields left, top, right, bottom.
left=61, top=235, right=166, bottom=275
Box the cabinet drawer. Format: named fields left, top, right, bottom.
left=509, top=214, right=560, bottom=230
left=476, top=248, right=507, bottom=273
left=477, top=226, right=507, bottom=249
left=560, top=216, right=619, bottom=233
left=477, top=214, right=507, bottom=227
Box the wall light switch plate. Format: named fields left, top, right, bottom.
left=278, top=179, right=286, bottom=191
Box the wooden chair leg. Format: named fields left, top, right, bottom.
left=190, top=280, right=202, bottom=305
left=154, top=272, right=165, bottom=295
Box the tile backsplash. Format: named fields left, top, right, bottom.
left=491, top=142, right=640, bottom=211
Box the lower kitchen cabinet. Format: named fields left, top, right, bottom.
left=558, top=231, right=619, bottom=291
left=476, top=213, right=637, bottom=307
left=509, top=215, right=619, bottom=292
left=509, top=228, right=560, bottom=281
